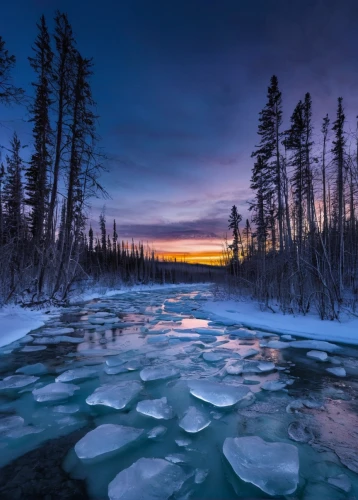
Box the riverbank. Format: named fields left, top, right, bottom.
left=202, top=297, right=358, bottom=346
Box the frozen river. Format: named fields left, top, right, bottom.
left=0, top=285, right=357, bottom=499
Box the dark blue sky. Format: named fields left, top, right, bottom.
left=2, top=0, right=358, bottom=259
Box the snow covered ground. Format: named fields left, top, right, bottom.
left=0, top=307, right=47, bottom=349
left=202, top=298, right=358, bottom=346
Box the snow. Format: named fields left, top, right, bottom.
left=0, top=305, right=47, bottom=348
left=223, top=436, right=299, bottom=496
left=202, top=298, right=358, bottom=346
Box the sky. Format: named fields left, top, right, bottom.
left=2, top=0, right=358, bottom=263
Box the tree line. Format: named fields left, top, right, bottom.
left=227, top=76, right=358, bottom=320
left=0, top=13, right=199, bottom=305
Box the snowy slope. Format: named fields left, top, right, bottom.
left=202, top=299, right=358, bottom=346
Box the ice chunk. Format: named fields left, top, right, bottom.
left=140, top=366, right=179, bottom=382
left=39, top=327, right=75, bottom=336
left=290, top=340, right=340, bottom=353
left=179, top=406, right=211, bottom=433
left=165, top=454, right=187, bottom=464
left=75, top=423, right=143, bottom=461
left=327, top=474, right=351, bottom=493
left=105, top=356, right=127, bottom=367
left=86, top=380, right=143, bottom=409
left=32, top=382, right=79, bottom=402
left=147, top=335, right=168, bottom=344
left=33, top=336, right=83, bottom=344
left=175, top=438, right=192, bottom=447
left=257, top=361, right=275, bottom=372
left=147, top=425, right=167, bottom=439
left=223, top=436, right=299, bottom=496
left=266, top=340, right=290, bottom=349
left=195, top=328, right=224, bottom=336
left=21, top=345, right=46, bottom=352
left=226, top=362, right=243, bottom=375
left=261, top=380, right=287, bottom=391
left=0, top=375, right=39, bottom=391
left=228, top=329, right=255, bottom=339
left=108, top=457, right=187, bottom=500
left=55, top=367, right=98, bottom=382
left=136, top=397, right=174, bottom=420
left=6, top=425, right=44, bottom=438
left=288, top=421, right=314, bottom=442
left=188, top=380, right=251, bottom=408
left=53, top=404, right=80, bottom=414
left=16, top=363, right=48, bottom=375
left=0, top=415, right=24, bottom=434
left=307, top=350, right=328, bottom=361
left=326, top=367, right=346, bottom=377
left=195, top=469, right=209, bottom=484
left=104, top=365, right=128, bottom=375
left=241, top=348, right=259, bottom=358
left=202, top=352, right=224, bottom=362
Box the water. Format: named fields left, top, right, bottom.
left=0, top=284, right=357, bottom=499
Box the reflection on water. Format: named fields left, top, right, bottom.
left=0, top=285, right=357, bottom=499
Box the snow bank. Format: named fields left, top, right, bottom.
left=0, top=307, right=47, bottom=349
left=202, top=299, right=358, bottom=346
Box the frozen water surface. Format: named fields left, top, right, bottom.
left=0, top=285, right=358, bottom=499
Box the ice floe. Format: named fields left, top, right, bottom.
left=139, top=366, right=179, bottom=382
left=108, top=457, right=187, bottom=500
left=32, top=382, right=79, bottom=402
left=223, top=436, right=299, bottom=496
left=188, top=380, right=252, bottom=408
left=86, top=380, right=143, bottom=409
left=179, top=406, right=211, bottom=433
left=75, top=423, right=144, bottom=461
left=136, top=397, right=174, bottom=420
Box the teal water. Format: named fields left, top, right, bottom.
left=0, top=285, right=357, bottom=499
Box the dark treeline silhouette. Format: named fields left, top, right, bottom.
left=226, top=76, right=358, bottom=320
left=84, top=213, right=225, bottom=287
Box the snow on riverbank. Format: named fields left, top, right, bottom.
left=202, top=298, right=358, bottom=346
left=0, top=307, right=47, bottom=349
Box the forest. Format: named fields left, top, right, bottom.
left=1, top=13, right=358, bottom=321
left=225, top=76, right=358, bottom=320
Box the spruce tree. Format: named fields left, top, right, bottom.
left=332, top=97, right=345, bottom=295
left=3, top=133, right=24, bottom=240
left=0, top=36, right=24, bottom=105
left=228, top=205, right=242, bottom=267
left=26, top=15, right=53, bottom=241
left=252, top=75, right=284, bottom=252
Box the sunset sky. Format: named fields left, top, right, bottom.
left=2, top=0, right=358, bottom=263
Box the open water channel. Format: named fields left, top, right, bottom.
left=0, top=285, right=357, bottom=499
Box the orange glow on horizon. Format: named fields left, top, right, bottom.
left=152, top=238, right=225, bottom=265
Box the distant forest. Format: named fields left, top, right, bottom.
left=1, top=13, right=357, bottom=319
left=226, top=76, right=358, bottom=319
